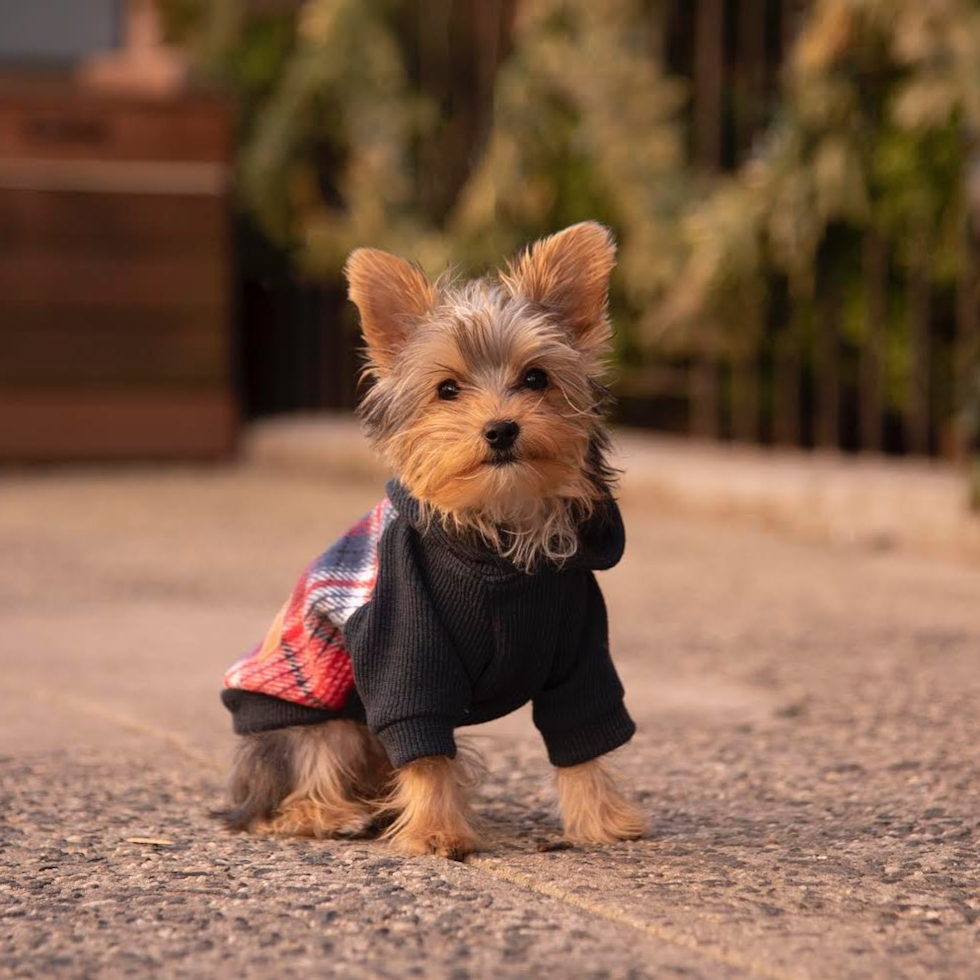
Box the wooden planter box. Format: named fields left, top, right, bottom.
left=0, top=81, right=237, bottom=460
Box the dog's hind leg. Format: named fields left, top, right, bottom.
left=222, top=721, right=391, bottom=838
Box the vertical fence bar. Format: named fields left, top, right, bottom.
left=472, top=0, right=502, bottom=151
left=690, top=357, right=721, bottom=439
left=731, top=290, right=763, bottom=443
left=694, top=0, right=724, bottom=172
left=965, top=227, right=980, bottom=506
left=956, top=225, right=979, bottom=455
left=731, top=350, right=760, bottom=443
left=736, top=0, right=766, bottom=157
left=905, top=230, right=931, bottom=455
left=859, top=232, right=887, bottom=452
left=770, top=0, right=807, bottom=448
left=814, top=269, right=841, bottom=449
left=774, top=305, right=803, bottom=446
left=689, top=359, right=721, bottom=438
left=732, top=0, right=765, bottom=446
left=416, top=0, right=453, bottom=216
left=690, top=0, right=725, bottom=438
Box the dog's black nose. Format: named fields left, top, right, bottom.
left=484, top=419, right=520, bottom=452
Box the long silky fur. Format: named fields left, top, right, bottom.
left=217, top=722, right=391, bottom=837
left=355, top=274, right=619, bottom=571
left=217, top=729, right=294, bottom=831
left=414, top=431, right=616, bottom=570
left=380, top=742, right=485, bottom=859
left=555, top=757, right=648, bottom=844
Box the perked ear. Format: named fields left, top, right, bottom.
left=344, top=248, right=438, bottom=370
left=502, top=221, right=616, bottom=346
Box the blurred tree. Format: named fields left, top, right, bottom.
left=448, top=0, right=688, bottom=338
left=161, top=0, right=519, bottom=276
left=672, top=0, right=980, bottom=306
left=160, top=0, right=687, bottom=329
left=666, top=0, right=980, bottom=447
left=161, top=0, right=980, bottom=459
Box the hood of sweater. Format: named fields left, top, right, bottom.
left=385, top=479, right=625, bottom=577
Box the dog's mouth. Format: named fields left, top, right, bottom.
left=481, top=446, right=554, bottom=468
left=484, top=451, right=520, bottom=467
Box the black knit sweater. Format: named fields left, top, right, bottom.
left=224, top=480, right=635, bottom=769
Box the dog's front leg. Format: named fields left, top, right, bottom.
left=556, top=757, right=647, bottom=844
left=383, top=756, right=482, bottom=860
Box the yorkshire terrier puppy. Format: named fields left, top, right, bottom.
left=220, top=221, right=646, bottom=858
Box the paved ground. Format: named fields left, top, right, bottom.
left=2, top=460, right=979, bottom=979
left=245, top=415, right=980, bottom=563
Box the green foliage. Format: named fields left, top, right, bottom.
left=159, top=0, right=687, bottom=330
left=163, top=0, right=453, bottom=273
left=162, top=0, right=980, bottom=443
left=669, top=0, right=980, bottom=333
left=450, top=0, right=688, bottom=320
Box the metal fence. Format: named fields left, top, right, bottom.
left=243, top=0, right=979, bottom=458
left=667, top=0, right=979, bottom=456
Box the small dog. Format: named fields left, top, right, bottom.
left=219, top=221, right=646, bottom=858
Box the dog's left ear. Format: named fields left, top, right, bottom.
left=502, top=221, right=616, bottom=348
left=345, top=248, right=438, bottom=371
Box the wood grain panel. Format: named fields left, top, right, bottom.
left=0, top=252, right=227, bottom=311
left=0, top=91, right=231, bottom=163
left=0, top=316, right=230, bottom=384
left=0, top=189, right=226, bottom=248
left=0, top=388, right=238, bottom=459
left=0, top=80, right=237, bottom=460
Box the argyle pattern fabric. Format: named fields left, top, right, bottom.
left=223, top=498, right=397, bottom=711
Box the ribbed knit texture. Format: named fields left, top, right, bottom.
left=224, top=480, right=635, bottom=768
left=221, top=688, right=366, bottom=735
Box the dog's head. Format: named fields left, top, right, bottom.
left=346, top=221, right=617, bottom=565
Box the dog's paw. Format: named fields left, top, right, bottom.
left=430, top=833, right=477, bottom=861
left=564, top=796, right=648, bottom=844
left=254, top=799, right=377, bottom=839
left=557, top=760, right=648, bottom=845
left=389, top=829, right=479, bottom=861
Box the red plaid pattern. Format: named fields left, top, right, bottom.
left=223, top=499, right=396, bottom=710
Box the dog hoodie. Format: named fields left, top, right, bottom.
left=222, top=480, right=635, bottom=768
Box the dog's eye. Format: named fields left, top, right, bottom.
left=437, top=379, right=460, bottom=401
left=522, top=368, right=548, bottom=391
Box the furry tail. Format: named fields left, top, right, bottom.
left=212, top=730, right=294, bottom=831
left=214, top=722, right=392, bottom=837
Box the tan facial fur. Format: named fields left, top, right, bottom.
left=346, top=222, right=618, bottom=568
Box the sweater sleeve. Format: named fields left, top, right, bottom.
left=532, top=572, right=635, bottom=767
left=341, top=518, right=471, bottom=768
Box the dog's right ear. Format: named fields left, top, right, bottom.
left=344, top=248, right=437, bottom=371
left=502, top=222, right=616, bottom=352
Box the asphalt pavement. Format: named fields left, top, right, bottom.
left=2, top=448, right=979, bottom=979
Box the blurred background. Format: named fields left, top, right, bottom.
left=0, top=0, right=978, bottom=494
left=4, top=11, right=980, bottom=975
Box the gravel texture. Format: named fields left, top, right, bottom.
left=1, top=460, right=979, bottom=979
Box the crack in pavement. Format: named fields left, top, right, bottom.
left=31, top=686, right=789, bottom=979
left=466, top=857, right=803, bottom=980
